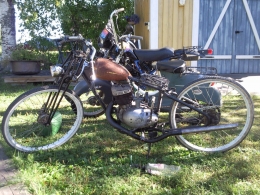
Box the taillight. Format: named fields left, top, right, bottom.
left=207, top=48, right=213, bottom=55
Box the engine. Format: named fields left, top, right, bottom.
left=111, top=74, right=169, bottom=128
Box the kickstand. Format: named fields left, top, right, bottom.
left=146, top=143, right=152, bottom=158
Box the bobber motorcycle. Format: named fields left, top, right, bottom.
left=1, top=35, right=254, bottom=154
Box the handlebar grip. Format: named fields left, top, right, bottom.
left=57, top=35, right=86, bottom=47
left=116, top=8, right=125, bottom=13
left=66, top=35, right=84, bottom=41
left=130, top=35, right=143, bottom=40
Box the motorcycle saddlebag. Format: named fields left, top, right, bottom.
left=156, top=60, right=185, bottom=73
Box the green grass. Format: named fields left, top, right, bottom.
left=1, top=73, right=260, bottom=195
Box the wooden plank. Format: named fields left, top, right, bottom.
left=172, top=0, right=179, bottom=48
left=188, top=0, right=193, bottom=47
left=162, top=0, right=168, bottom=46
left=183, top=0, right=193, bottom=66
left=134, top=0, right=150, bottom=49
left=183, top=0, right=191, bottom=47
left=3, top=70, right=55, bottom=84
left=3, top=70, right=84, bottom=86
left=158, top=0, right=163, bottom=47
left=177, top=6, right=184, bottom=48
left=167, top=0, right=173, bottom=47
left=4, top=75, right=55, bottom=83
left=158, top=0, right=193, bottom=49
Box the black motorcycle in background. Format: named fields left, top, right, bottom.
left=73, top=8, right=217, bottom=118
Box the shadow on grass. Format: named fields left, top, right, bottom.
left=1, top=74, right=260, bottom=194
left=2, top=112, right=260, bottom=194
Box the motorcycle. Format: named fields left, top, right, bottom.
left=74, top=8, right=218, bottom=118
left=1, top=35, right=254, bottom=154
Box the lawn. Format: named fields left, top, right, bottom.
left=0, top=72, right=260, bottom=195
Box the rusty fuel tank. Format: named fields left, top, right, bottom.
left=94, top=58, right=131, bottom=81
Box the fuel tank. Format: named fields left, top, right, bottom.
left=94, top=58, right=131, bottom=81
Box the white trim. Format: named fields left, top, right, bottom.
left=236, top=55, right=260, bottom=59
left=242, top=0, right=260, bottom=52
left=149, top=0, right=159, bottom=49
left=191, top=0, right=200, bottom=67
left=204, top=0, right=232, bottom=49
left=201, top=55, right=232, bottom=59
left=179, top=0, right=186, bottom=6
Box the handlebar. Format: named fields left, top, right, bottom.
left=57, top=34, right=85, bottom=46
left=65, top=35, right=85, bottom=40
left=109, top=8, right=125, bottom=45
left=130, top=35, right=143, bottom=40
left=57, top=34, right=95, bottom=52
left=51, top=34, right=98, bottom=82
left=116, top=8, right=125, bottom=13
left=110, top=8, right=125, bottom=20
left=119, top=34, right=143, bottom=41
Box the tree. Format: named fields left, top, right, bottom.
left=15, top=0, right=134, bottom=46
left=0, top=0, right=16, bottom=61
left=15, top=0, right=62, bottom=38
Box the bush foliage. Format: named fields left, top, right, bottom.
left=15, top=0, right=134, bottom=46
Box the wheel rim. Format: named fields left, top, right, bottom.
left=3, top=88, right=83, bottom=152
left=171, top=77, right=253, bottom=152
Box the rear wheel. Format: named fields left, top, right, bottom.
left=170, top=76, right=254, bottom=152
left=1, top=86, right=83, bottom=152
left=77, top=86, right=106, bottom=118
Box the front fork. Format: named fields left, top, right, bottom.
left=37, top=75, right=72, bottom=125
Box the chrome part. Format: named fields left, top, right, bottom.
left=50, top=65, right=64, bottom=77
left=181, top=123, right=239, bottom=134
left=118, top=105, right=158, bottom=128
left=37, top=113, right=49, bottom=125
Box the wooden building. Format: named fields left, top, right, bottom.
left=134, top=0, right=260, bottom=74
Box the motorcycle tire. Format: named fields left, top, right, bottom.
left=169, top=76, right=254, bottom=153
left=76, top=87, right=106, bottom=118
left=1, top=86, right=83, bottom=152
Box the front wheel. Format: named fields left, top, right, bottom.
left=170, top=76, right=254, bottom=152
left=1, top=86, right=83, bottom=152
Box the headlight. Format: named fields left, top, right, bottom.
left=50, top=65, right=64, bottom=77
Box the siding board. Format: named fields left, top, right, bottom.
left=199, top=0, right=260, bottom=74
left=198, top=0, right=235, bottom=73
left=134, top=0, right=150, bottom=49
left=168, top=0, right=173, bottom=47
left=172, top=0, right=179, bottom=48
left=135, top=0, right=193, bottom=50
left=135, top=0, right=260, bottom=74
left=158, top=0, right=193, bottom=49
left=162, top=0, right=169, bottom=46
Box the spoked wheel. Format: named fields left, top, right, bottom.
left=170, top=76, right=254, bottom=153
left=77, top=86, right=106, bottom=118
left=1, top=86, right=83, bottom=152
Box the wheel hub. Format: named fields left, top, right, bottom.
left=37, top=113, right=50, bottom=125
left=87, top=96, right=100, bottom=106
left=202, top=109, right=220, bottom=125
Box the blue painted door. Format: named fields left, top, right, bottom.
left=197, top=0, right=260, bottom=74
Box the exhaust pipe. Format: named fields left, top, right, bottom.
left=105, top=102, right=239, bottom=143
